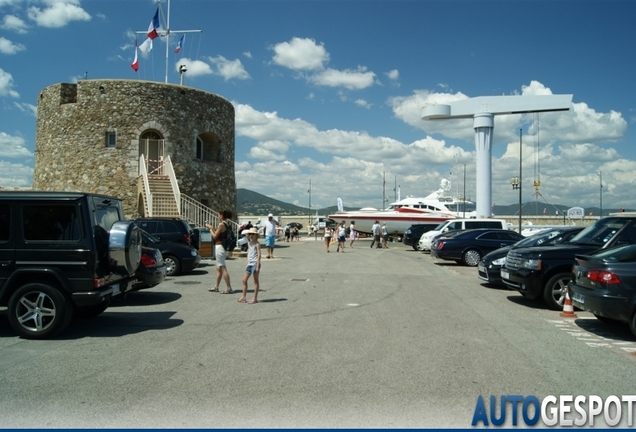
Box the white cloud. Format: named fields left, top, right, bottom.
left=27, top=1, right=91, bottom=28
left=233, top=102, right=476, bottom=208
left=310, top=67, right=376, bottom=90
left=173, top=59, right=214, bottom=77
left=386, top=69, right=399, bottom=80
left=271, top=37, right=329, bottom=71
left=0, top=67, right=19, bottom=98
left=13, top=101, right=37, bottom=117
left=0, top=132, right=32, bottom=158
left=0, top=36, right=25, bottom=54
left=0, top=160, right=33, bottom=188
left=243, top=51, right=252, bottom=59
left=1, top=15, right=29, bottom=34
left=355, top=99, right=371, bottom=109
left=209, top=55, right=250, bottom=81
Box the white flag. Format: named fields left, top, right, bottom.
left=139, top=37, right=153, bottom=54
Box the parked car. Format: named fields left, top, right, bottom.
left=403, top=223, right=440, bottom=250
left=132, top=246, right=166, bottom=291
left=134, top=217, right=199, bottom=250
left=569, top=244, right=636, bottom=337
left=0, top=191, right=141, bottom=339
left=140, top=229, right=201, bottom=276
left=419, top=218, right=510, bottom=252
left=311, top=217, right=337, bottom=231
left=501, top=215, right=636, bottom=310
left=478, top=226, right=584, bottom=287
left=431, top=228, right=524, bottom=266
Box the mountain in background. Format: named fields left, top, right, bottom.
left=237, top=188, right=631, bottom=217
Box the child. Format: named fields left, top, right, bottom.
left=238, top=227, right=261, bottom=304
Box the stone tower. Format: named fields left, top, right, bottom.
left=33, top=79, right=236, bottom=219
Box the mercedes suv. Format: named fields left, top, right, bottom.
left=0, top=191, right=142, bottom=339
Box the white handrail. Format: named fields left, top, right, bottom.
left=163, top=155, right=181, bottom=214
left=139, top=154, right=153, bottom=216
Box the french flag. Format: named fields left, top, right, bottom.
left=175, top=34, right=184, bottom=53
left=131, top=39, right=139, bottom=71
left=147, top=8, right=159, bottom=39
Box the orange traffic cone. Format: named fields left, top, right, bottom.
left=560, top=290, right=578, bottom=318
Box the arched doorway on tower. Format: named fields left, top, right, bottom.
left=139, top=130, right=165, bottom=175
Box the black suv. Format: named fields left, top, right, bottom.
left=0, top=191, right=142, bottom=339
left=134, top=217, right=199, bottom=250
left=501, top=215, right=636, bottom=310
left=403, top=223, right=439, bottom=250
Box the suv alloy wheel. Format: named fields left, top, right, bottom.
left=7, top=282, right=74, bottom=339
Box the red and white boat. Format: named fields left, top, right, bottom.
left=328, top=179, right=475, bottom=235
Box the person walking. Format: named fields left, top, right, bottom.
left=324, top=224, right=333, bottom=252
left=237, top=227, right=261, bottom=304
left=348, top=220, right=357, bottom=248
left=336, top=221, right=346, bottom=252
left=264, top=213, right=279, bottom=259
left=370, top=220, right=381, bottom=249
left=206, top=210, right=233, bottom=294
left=381, top=222, right=389, bottom=249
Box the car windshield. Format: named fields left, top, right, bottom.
left=514, top=229, right=563, bottom=247
left=433, top=222, right=447, bottom=230
left=569, top=217, right=632, bottom=247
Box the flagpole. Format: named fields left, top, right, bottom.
left=165, top=0, right=170, bottom=83
left=135, top=0, right=202, bottom=83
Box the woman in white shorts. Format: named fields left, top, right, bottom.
left=206, top=210, right=233, bottom=294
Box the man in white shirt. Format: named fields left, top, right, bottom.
left=264, top=213, right=279, bottom=259
left=370, top=220, right=381, bottom=249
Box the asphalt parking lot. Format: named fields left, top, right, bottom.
left=1, top=237, right=636, bottom=428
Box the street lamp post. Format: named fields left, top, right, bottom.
left=510, top=129, right=522, bottom=233
left=599, top=171, right=603, bottom=218
left=308, top=179, right=312, bottom=228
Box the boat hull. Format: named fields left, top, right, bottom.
left=328, top=211, right=455, bottom=235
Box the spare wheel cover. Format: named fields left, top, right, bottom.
left=109, top=221, right=142, bottom=275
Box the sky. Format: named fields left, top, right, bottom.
left=1, top=0, right=635, bottom=214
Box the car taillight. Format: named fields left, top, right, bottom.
left=184, top=233, right=191, bottom=245
left=437, top=241, right=445, bottom=250
left=141, top=254, right=157, bottom=268
left=587, top=270, right=621, bottom=284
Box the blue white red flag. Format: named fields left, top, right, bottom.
left=147, top=8, right=160, bottom=39
left=131, top=39, right=139, bottom=71
left=175, top=34, right=184, bottom=53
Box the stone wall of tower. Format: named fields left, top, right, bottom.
left=33, top=79, right=236, bottom=220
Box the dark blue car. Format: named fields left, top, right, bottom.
left=569, top=244, right=636, bottom=336
left=140, top=229, right=201, bottom=276
left=431, top=228, right=524, bottom=266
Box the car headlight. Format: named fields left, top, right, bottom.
left=191, top=250, right=198, bottom=256
left=492, top=257, right=506, bottom=266
left=519, top=258, right=541, bottom=270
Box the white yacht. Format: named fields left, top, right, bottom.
left=328, top=179, right=476, bottom=235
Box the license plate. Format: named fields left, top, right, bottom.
left=572, top=292, right=585, bottom=304
left=501, top=270, right=509, bottom=280
left=478, top=264, right=486, bottom=273
left=111, top=283, right=120, bottom=295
